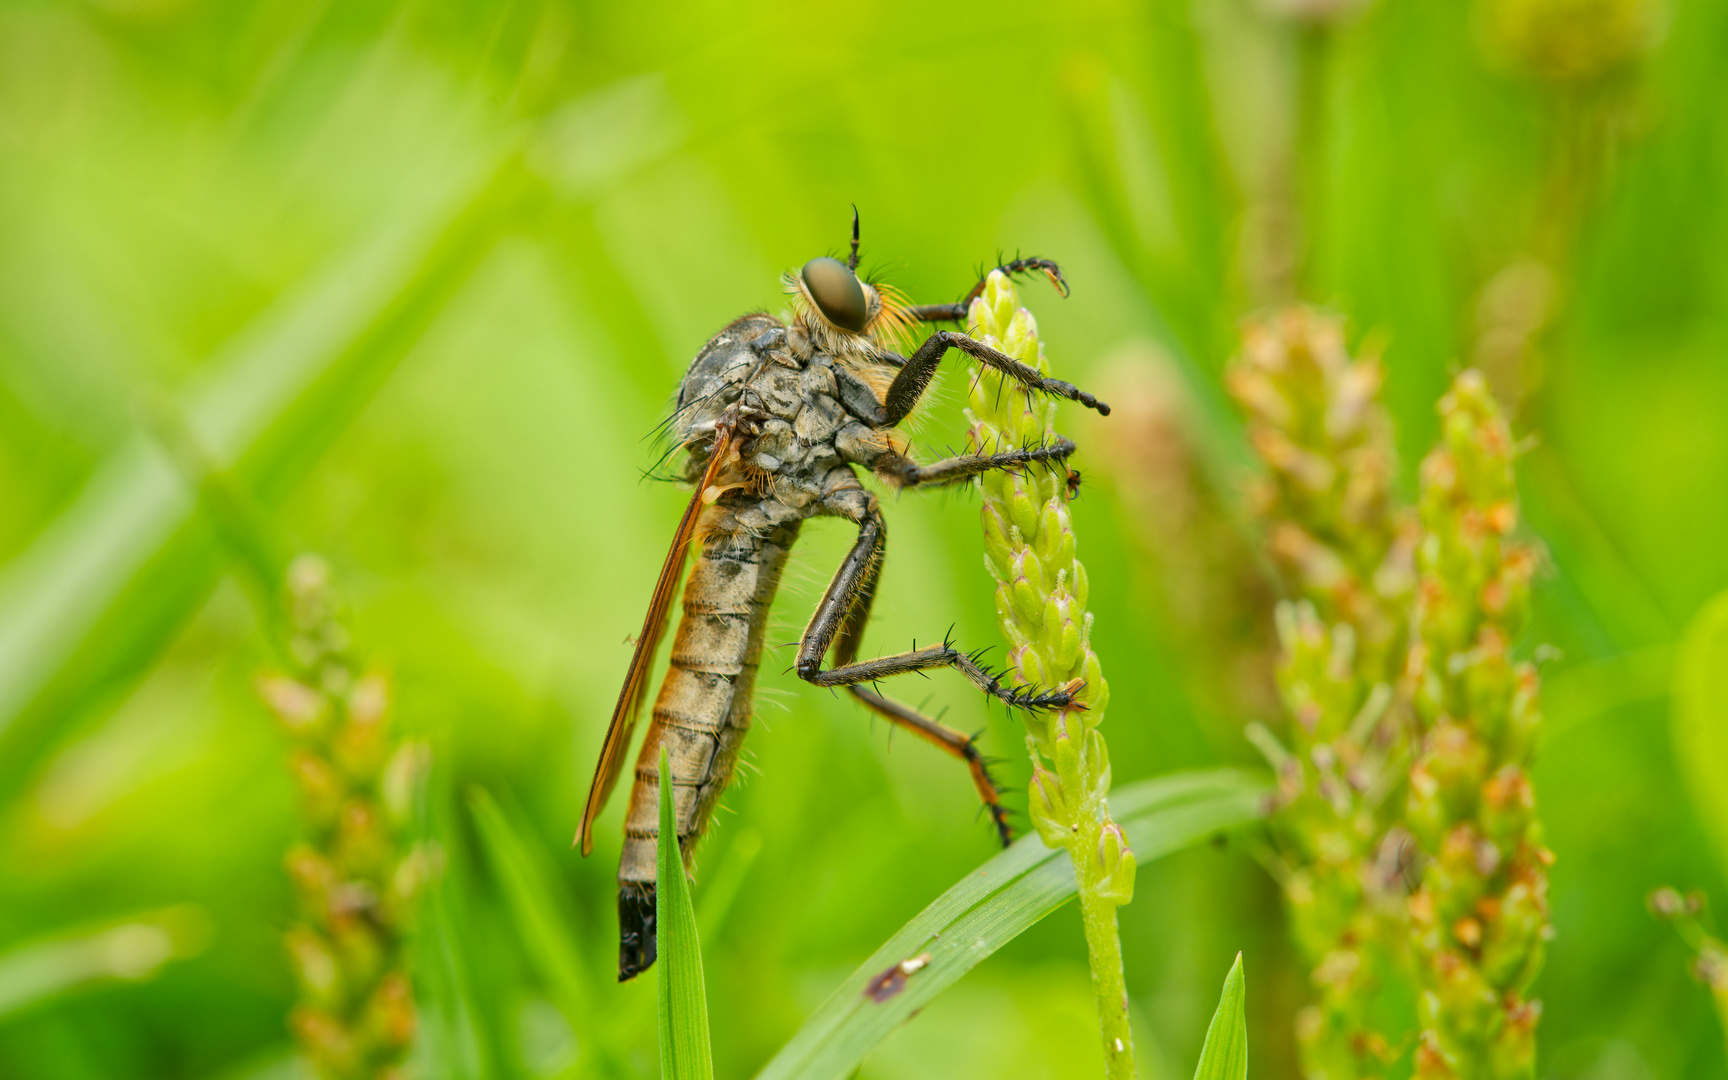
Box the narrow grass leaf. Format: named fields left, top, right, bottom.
left=1191, top=953, right=1247, bottom=1080
left=420, top=780, right=510, bottom=1080
left=420, top=880, right=497, bottom=1080
left=0, top=907, right=206, bottom=1021
left=658, top=745, right=713, bottom=1080
left=1675, top=590, right=1728, bottom=877
left=0, top=149, right=528, bottom=796
left=467, top=787, right=595, bottom=1034
left=755, top=769, right=1268, bottom=1080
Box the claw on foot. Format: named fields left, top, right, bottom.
left=1057, top=677, right=1088, bottom=709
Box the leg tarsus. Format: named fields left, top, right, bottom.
left=850, top=685, right=1013, bottom=847
left=963, top=257, right=1070, bottom=305
left=906, top=257, right=1071, bottom=324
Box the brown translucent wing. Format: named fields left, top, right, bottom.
left=577, top=434, right=732, bottom=855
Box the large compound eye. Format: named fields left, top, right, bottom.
left=800, top=256, right=868, bottom=333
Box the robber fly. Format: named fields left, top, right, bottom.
left=578, top=211, right=1111, bottom=980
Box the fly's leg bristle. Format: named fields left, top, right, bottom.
left=955, top=729, right=1015, bottom=847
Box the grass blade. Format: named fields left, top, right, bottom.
left=658, top=745, right=714, bottom=1080
left=0, top=150, right=528, bottom=796
left=0, top=907, right=207, bottom=1021
left=1191, top=953, right=1247, bottom=1080
left=754, top=769, right=1268, bottom=1080
left=419, top=864, right=500, bottom=1080
left=467, top=787, right=596, bottom=1034
left=419, top=789, right=511, bottom=1080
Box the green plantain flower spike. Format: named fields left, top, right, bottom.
left=1649, top=888, right=1728, bottom=1058
left=1405, top=371, right=1551, bottom=1080
left=258, top=555, right=432, bottom=1080
left=967, top=270, right=1135, bottom=1079
left=1228, top=307, right=1419, bottom=1079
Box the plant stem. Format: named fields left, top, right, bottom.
left=1058, top=726, right=1133, bottom=1076
left=967, top=271, right=1137, bottom=1078
left=1078, top=855, right=1136, bottom=1078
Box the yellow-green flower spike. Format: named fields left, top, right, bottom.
left=1228, top=307, right=1418, bottom=1080
left=966, top=270, right=1132, bottom=1079
left=1406, top=371, right=1551, bottom=1080
left=1649, top=888, right=1728, bottom=1058
left=258, top=556, right=430, bottom=1080
left=1476, top=0, right=1663, bottom=84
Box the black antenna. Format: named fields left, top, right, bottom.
left=847, top=205, right=861, bottom=271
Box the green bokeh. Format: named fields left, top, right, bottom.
left=0, top=0, right=1723, bottom=1077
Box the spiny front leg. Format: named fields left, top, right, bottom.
left=906, top=257, right=1070, bottom=323
left=881, top=331, right=1111, bottom=426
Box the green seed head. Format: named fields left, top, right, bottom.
left=1406, top=371, right=1551, bottom=1077
left=259, top=556, right=426, bottom=1078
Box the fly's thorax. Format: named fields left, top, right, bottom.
left=839, top=353, right=900, bottom=409
left=671, top=312, right=781, bottom=447
left=748, top=361, right=847, bottom=448
left=687, top=352, right=841, bottom=511
left=673, top=307, right=908, bottom=512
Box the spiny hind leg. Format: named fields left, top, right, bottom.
left=803, top=486, right=1019, bottom=844
left=798, top=489, right=1081, bottom=711
left=802, top=636, right=1081, bottom=711
left=797, top=489, right=1079, bottom=841
left=849, top=685, right=1013, bottom=846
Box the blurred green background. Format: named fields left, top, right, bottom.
left=1, top=0, right=1725, bottom=1077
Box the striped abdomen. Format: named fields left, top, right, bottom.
left=616, top=520, right=798, bottom=978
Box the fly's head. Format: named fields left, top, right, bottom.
left=785, top=214, right=913, bottom=362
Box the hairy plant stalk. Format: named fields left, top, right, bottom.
left=966, top=271, right=1135, bottom=1079
left=1227, top=308, right=1417, bottom=1078
left=256, top=556, right=431, bottom=1080
left=1404, top=372, right=1549, bottom=1079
